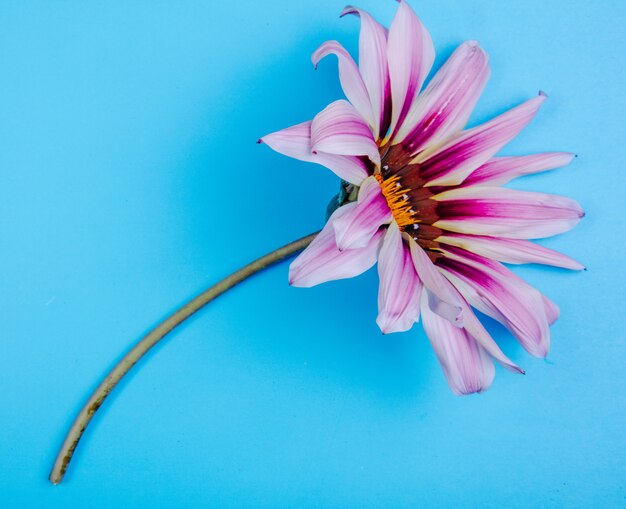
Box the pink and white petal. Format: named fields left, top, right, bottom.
left=289, top=205, right=383, bottom=288
left=417, top=93, right=547, bottom=187
left=433, top=186, right=585, bottom=239
left=386, top=0, right=435, bottom=141
left=341, top=6, right=391, bottom=139
left=407, top=237, right=463, bottom=325
left=376, top=222, right=423, bottom=333
left=458, top=300, right=524, bottom=374
left=436, top=234, right=585, bottom=270
left=543, top=295, right=560, bottom=325
left=425, top=290, right=461, bottom=325
left=393, top=41, right=490, bottom=151
left=333, top=176, right=392, bottom=250
left=311, top=100, right=381, bottom=165
left=417, top=266, right=524, bottom=374
left=437, top=248, right=552, bottom=357
left=312, top=40, right=375, bottom=128
left=313, top=152, right=370, bottom=185
left=259, top=121, right=368, bottom=185
left=421, top=291, right=495, bottom=395
left=462, top=152, right=575, bottom=187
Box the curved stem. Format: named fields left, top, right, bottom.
left=49, top=232, right=318, bottom=485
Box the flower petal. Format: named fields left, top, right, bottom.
left=385, top=0, right=434, bottom=141
left=393, top=41, right=490, bottom=151
left=312, top=40, right=375, bottom=129
left=421, top=291, right=495, bottom=395
left=376, top=222, right=423, bottom=333
left=433, top=186, right=584, bottom=239
left=459, top=299, right=524, bottom=374
left=462, top=152, right=575, bottom=187
left=436, top=234, right=585, bottom=270
left=333, top=176, right=392, bottom=250
left=413, top=260, right=524, bottom=374
left=259, top=121, right=368, bottom=185
left=438, top=248, right=552, bottom=357
left=289, top=205, right=383, bottom=288
left=425, top=290, right=461, bottom=325
left=543, top=295, right=560, bottom=325
left=311, top=100, right=381, bottom=165
left=417, top=93, right=547, bottom=186
left=341, top=5, right=391, bottom=139
left=407, top=237, right=463, bottom=326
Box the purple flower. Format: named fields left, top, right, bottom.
left=260, top=1, right=584, bottom=395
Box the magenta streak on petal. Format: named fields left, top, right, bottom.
left=386, top=0, right=435, bottom=142
left=341, top=5, right=391, bottom=140
left=436, top=233, right=585, bottom=270
left=333, top=176, right=392, bottom=250
left=312, top=40, right=375, bottom=129
left=439, top=197, right=579, bottom=218
left=420, top=291, right=495, bottom=395
left=259, top=120, right=368, bottom=185
left=393, top=41, right=490, bottom=151
left=434, top=186, right=584, bottom=239
left=438, top=248, right=551, bottom=357
left=457, top=299, right=524, bottom=374
left=289, top=204, right=384, bottom=288
left=407, top=237, right=463, bottom=325
left=461, top=152, right=575, bottom=187
left=311, top=100, right=381, bottom=165
left=420, top=94, right=546, bottom=187
left=376, top=222, right=423, bottom=333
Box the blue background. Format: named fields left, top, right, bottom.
left=1, top=1, right=624, bottom=507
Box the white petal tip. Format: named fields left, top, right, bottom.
left=340, top=6, right=356, bottom=17
left=287, top=271, right=302, bottom=287
left=461, top=40, right=487, bottom=56
left=376, top=318, right=412, bottom=335
left=454, top=387, right=486, bottom=397
left=503, top=362, right=526, bottom=375
left=288, top=279, right=309, bottom=288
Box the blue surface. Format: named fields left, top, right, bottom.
left=1, top=1, right=624, bottom=507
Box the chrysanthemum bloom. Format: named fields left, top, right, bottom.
left=260, top=1, right=584, bottom=395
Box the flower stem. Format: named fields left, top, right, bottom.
left=49, top=231, right=318, bottom=485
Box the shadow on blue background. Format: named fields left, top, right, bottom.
left=1, top=1, right=624, bottom=507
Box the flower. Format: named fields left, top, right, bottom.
left=259, top=0, right=584, bottom=395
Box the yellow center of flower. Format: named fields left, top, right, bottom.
left=374, top=173, right=417, bottom=229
